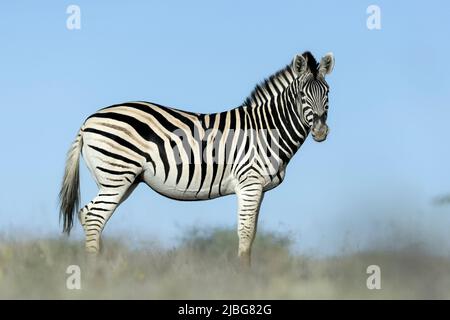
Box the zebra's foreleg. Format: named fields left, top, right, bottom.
left=236, top=179, right=264, bottom=267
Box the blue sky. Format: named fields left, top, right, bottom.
left=0, top=1, right=449, bottom=255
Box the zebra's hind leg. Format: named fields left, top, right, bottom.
left=235, top=177, right=264, bottom=268
left=78, top=183, right=138, bottom=255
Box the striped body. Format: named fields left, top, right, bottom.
left=82, top=99, right=304, bottom=201
left=59, top=51, right=335, bottom=266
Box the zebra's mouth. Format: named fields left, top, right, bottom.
left=312, top=133, right=327, bottom=142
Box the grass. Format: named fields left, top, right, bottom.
left=0, top=227, right=450, bottom=299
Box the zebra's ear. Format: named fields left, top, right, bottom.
left=292, top=54, right=307, bottom=77
left=318, top=52, right=335, bottom=76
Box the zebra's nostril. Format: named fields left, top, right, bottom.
left=313, top=125, right=326, bottom=133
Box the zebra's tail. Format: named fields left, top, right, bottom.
left=59, top=130, right=83, bottom=235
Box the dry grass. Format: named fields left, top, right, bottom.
left=0, top=228, right=449, bottom=299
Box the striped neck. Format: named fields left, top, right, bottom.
left=242, top=65, right=310, bottom=163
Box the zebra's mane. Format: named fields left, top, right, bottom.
left=302, top=51, right=319, bottom=77
left=244, top=52, right=319, bottom=107
left=244, top=65, right=295, bottom=107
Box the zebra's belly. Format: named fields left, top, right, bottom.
left=141, top=165, right=236, bottom=201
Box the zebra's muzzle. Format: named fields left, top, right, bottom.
left=311, top=118, right=329, bottom=142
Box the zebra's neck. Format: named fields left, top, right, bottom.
left=241, top=65, right=310, bottom=164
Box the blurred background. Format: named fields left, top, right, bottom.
left=0, top=0, right=449, bottom=259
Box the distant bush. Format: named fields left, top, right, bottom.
left=433, top=194, right=450, bottom=206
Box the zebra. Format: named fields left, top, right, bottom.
left=59, top=51, right=334, bottom=266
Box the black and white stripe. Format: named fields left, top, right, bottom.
left=59, top=51, right=335, bottom=264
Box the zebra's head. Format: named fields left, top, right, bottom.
left=292, top=52, right=335, bottom=142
